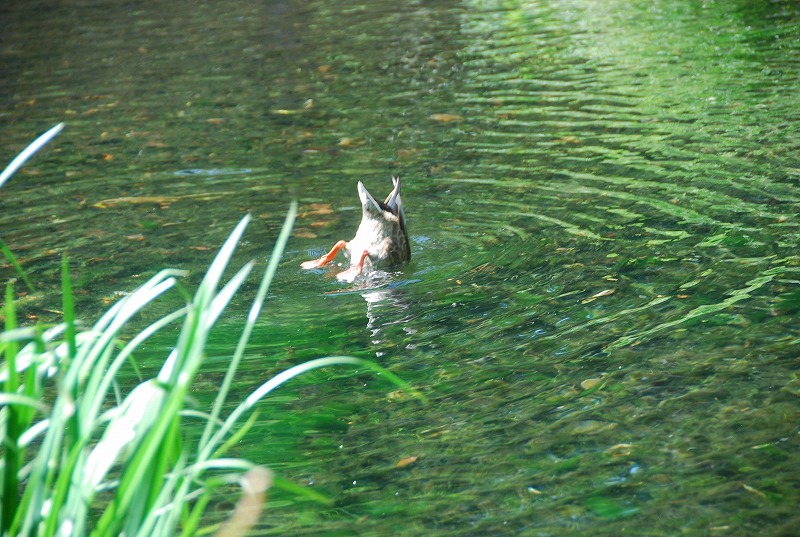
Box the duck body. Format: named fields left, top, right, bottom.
left=347, top=179, right=410, bottom=268
left=301, top=177, right=410, bottom=282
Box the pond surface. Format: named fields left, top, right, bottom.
left=2, top=0, right=800, bottom=535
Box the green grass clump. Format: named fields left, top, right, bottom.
left=1, top=125, right=422, bottom=536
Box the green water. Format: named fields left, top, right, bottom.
left=2, top=0, right=799, bottom=535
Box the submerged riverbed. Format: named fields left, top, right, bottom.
left=2, top=0, right=799, bottom=535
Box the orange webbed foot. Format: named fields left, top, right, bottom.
left=301, top=240, right=347, bottom=270
left=336, top=250, right=370, bottom=283
left=335, top=265, right=362, bottom=283
left=300, top=258, right=328, bottom=270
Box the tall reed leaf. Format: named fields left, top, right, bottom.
left=2, top=282, right=21, bottom=531
left=1, top=122, right=64, bottom=293
left=0, top=123, right=63, bottom=189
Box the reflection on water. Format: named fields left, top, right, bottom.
left=361, top=281, right=418, bottom=348
left=2, top=0, right=800, bottom=534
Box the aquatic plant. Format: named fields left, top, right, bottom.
left=0, top=127, right=421, bottom=536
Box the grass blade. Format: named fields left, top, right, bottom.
left=0, top=238, right=36, bottom=294
left=199, top=202, right=296, bottom=452
left=2, top=282, right=21, bottom=532
left=244, top=356, right=427, bottom=407
left=0, top=124, right=64, bottom=296
left=0, top=123, right=64, bottom=189
left=208, top=355, right=427, bottom=462
left=0, top=393, right=49, bottom=415
left=62, top=255, right=77, bottom=361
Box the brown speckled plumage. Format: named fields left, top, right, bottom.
left=300, top=177, right=410, bottom=282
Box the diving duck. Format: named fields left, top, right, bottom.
left=300, top=177, right=410, bottom=283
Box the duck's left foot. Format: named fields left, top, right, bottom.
left=301, top=240, right=347, bottom=270
left=300, top=258, right=327, bottom=270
